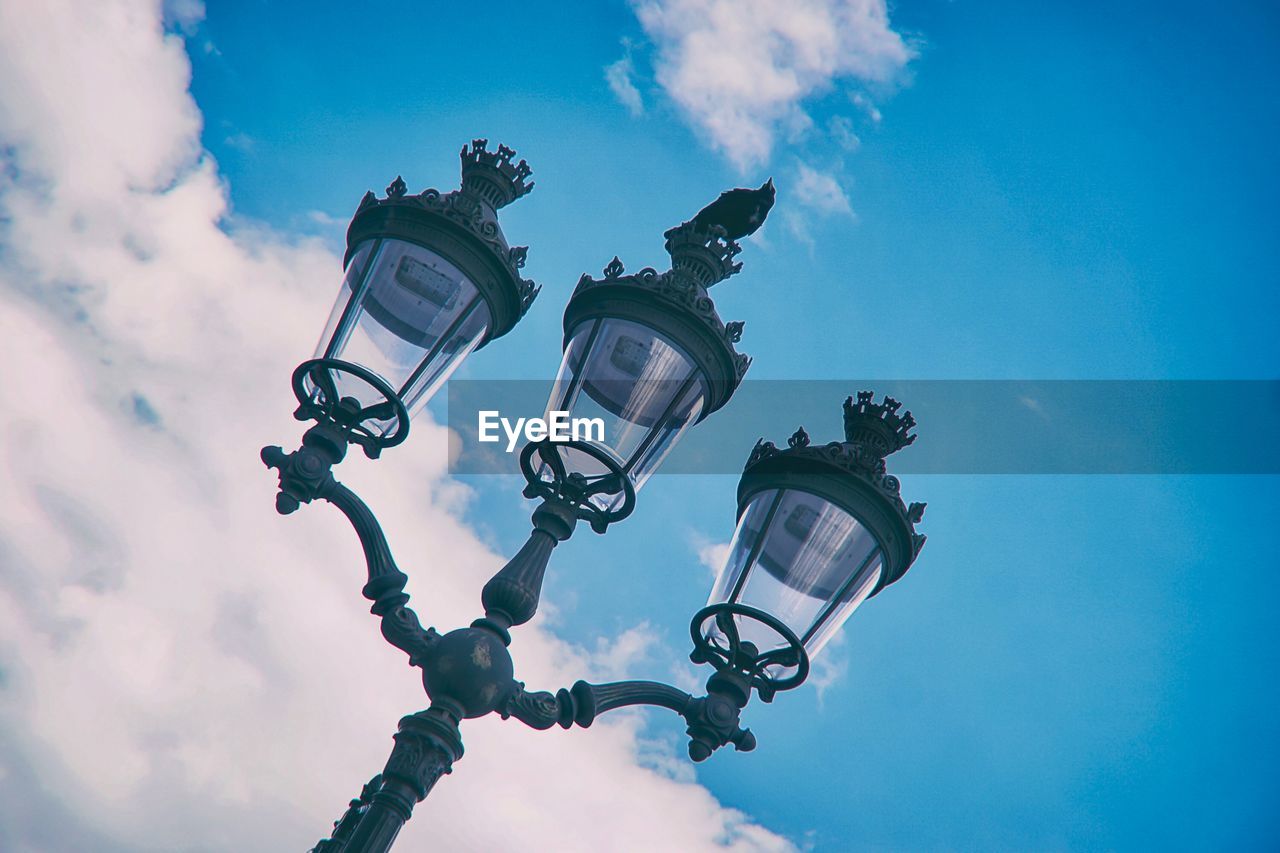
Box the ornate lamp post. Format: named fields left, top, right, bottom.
left=260, top=142, right=926, bottom=853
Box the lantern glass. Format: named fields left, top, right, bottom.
left=706, top=488, right=884, bottom=662
left=540, top=317, right=707, bottom=512
left=310, top=238, right=492, bottom=435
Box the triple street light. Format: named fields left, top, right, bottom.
left=262, top=140, right=927, bottom=853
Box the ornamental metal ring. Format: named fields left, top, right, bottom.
left=519, top=439, right=637, bottom=533
left=290, top=358, right=411, bottom=454
left=689, top=602, right=810, bottom=696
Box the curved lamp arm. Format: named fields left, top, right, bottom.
left=501, top=680, right=692, bottom=729
left=499, top=604, right=813, bottom=761
left=500, top=679, right=756, bottom=761
left=261, top=442, right=437, bottom=666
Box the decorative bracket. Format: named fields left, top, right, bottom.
left=499, top=603, right=806, bottom=761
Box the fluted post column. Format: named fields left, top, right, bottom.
left=343, top=708, right=463, bottom=853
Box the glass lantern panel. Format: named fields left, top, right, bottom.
left=314, top=240, right=376, bottom=357
left=802, top=554, right=883, bottom=657
left=539, top=318, right=707, bottom=512
left=705, top=489, right=779, bottom=606
left=706, top=489, right=883, bottom=660
left=309, top=238, right=492, bottom=436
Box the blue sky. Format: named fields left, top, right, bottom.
left=1, top=1, right=1278, bottom=850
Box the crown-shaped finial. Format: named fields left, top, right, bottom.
left=843, top=391, right=917, bottom=459
left=460, top=138, right=534, bottom=209
left=663, top=221, right=743, bottom=288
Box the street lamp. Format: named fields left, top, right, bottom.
left=260, top=142, right=927, bottom=853
left=700, top=393, right=928, bottom=699
left=527, top=222, right=750, bottom=531
left=293, top=139, right=538, bottom=460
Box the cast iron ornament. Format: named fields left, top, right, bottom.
left=346, top=139, right=540, bottom=346
left=262, top=419, right=802, bottom=852
left=262, top=167, right=917, bottom=853
left=267, top=392, right=920, bottom=853
left=561, top=180, right=776, bottom=423
left=262, top=409, right=816, bottom=852
left=500, top=183, right=777, bottom=536
left=691, top=178, right=775, bottom=241
left=294, top=140, right=541, bottom=462
left=518, top=439, right=637, bottom=533
left=742, top=391, right=927, bottom=593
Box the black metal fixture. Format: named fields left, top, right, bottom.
left=292, top=140, right=538, bottom=461
left=527, top=221, right=750, bottom=532
left=702, top=393, right=928, bottom=685
left=260, top=141, right=926, bottom=853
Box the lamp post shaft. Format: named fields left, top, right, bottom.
left=341, top=709, right=462, bottom=853
left=343, top=791, right=410, bottom=853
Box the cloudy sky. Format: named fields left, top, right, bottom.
left=1, top=0, right=1278, bottom=851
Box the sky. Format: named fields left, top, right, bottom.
left=1, top=0, right=1278, bottom=851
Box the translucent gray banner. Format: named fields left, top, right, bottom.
left=446, top=380, right=1280, bottom=475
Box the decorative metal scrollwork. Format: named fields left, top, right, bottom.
left=518, top=439, right=636, bottom=533
left=290, top=358, right=410, bottom=458
left=690, top=603, right=810, bottom=702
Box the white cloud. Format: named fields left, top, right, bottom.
left=828, top=115, right=861, bottom=151
left=850, top=91, right=882, bottom=124
left=633, top=0, right=913, bottom=170
left=0, top=2, right=795, bottom=850
left=163, top=0, right=205, bottom=33
left=781, top=209, right=817, bottom=255
left=1018, top=395, right=1051, bottom=422
left=606, top=42, right=646, bottom=116
left=695, top=536, right=732, bottom=581
left=589, top=623, right=659, bottom=679
left=781, top=162, right=855, bottom=255
left=224, top=130, right=255, bottom=152
left=792, top=162, right=853, bottom=217
left=807, top=630, right=849, bottom=708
